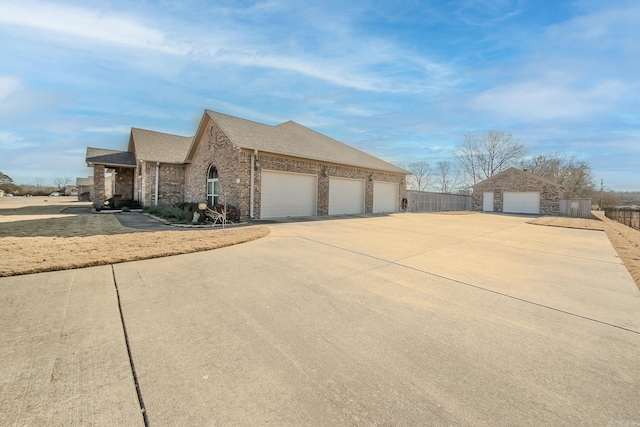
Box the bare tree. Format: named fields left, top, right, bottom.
left=53, top=177, right=70, bottom=191
left=436, top=161, right=461, bottom=193
left=521, top=153, right=595, bottom=197
left=406, top=161, right=432, bottom=191
left=455, top=130, right=527, bottom=185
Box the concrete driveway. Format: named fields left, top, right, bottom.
left=2, top=213, right=639, bottom=426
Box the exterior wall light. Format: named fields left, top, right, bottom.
left=254, top=159, right=260, bottom=171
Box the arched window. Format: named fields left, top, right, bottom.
left=208, top=166, right=218, bottom=179
left=207, top=165, right=219, bottom=206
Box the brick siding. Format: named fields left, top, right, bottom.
left=472, top=169, right=563, bottom=215
left=183, top=116, right=406, bottom=220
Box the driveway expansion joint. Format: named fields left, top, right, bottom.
left=112, top=265, right=150, bottom=427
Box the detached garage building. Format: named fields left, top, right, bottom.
left=472, top=167, right=564, bottom=215
left=87, top=110, right=407, bottom=220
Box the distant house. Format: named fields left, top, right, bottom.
left=86, top=110, right=407, bottom=220
left=65, top=185, right=78, bottom=197
left=472, top=167, right=564, bottom=215
left=0, top=189, right=4, bottom=198
left=76, top=176, right=94, bottom=201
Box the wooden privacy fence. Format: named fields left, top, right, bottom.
left=559, top=198, right=593, bottom=219
left=407, top=191, right=472, bottom=212
left=605, top=208, right=640, bottom=230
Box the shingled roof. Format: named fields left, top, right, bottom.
left=128, top=128, right=193, bottom=164
left=197, top=110, right=407, bottom=174
left=472, top=167, right=564, bottom=189
left=86, top=147, right=136, bottom=167
left=76, top=176, right=94, bottom=186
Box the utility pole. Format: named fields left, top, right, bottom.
left=599, top=178, right=604, bottom=210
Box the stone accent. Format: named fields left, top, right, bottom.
left=472, top=168, right=564, bottom=215
left=92, top=165, right=105, bottom=209
left=113, top=167, right=135, bottom=200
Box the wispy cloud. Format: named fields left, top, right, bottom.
left=0, top=75, right=23, bottom=100
left=0, top=0, right=187, bottom=54
left=455, top=0, right=524, bottom=26
left=0, top=131, right=35, bottom=149
left=466, top=1, right=640, bottom=125
left=85, top=126, right=131, bottom=134
left=470, top=78, right=629, bottom=121
left=0, top=1, right=637, bottom=190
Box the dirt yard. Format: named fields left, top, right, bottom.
left=0, top=197, right=269, bottom=277
left=1, top=198, right=639, bottom=289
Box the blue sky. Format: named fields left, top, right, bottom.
left=0, top=0, right=638, bottom=191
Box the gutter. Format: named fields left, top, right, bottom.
left=250, top=150, right=257, bottom=219
left=138, top=161, right=144, bottom=205
left=155, top=162, right=160, bottom=206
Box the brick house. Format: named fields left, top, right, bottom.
left=86, top=110, right=407, bottom=220
left=472, top=167, right=564, bottom=215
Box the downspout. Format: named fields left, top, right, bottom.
left=250, top=150, right=257, bottom=219
left=155, top=162, right=160, bottom=206
left=138, top=161, right=144, bottom=206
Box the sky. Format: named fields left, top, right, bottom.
left=0, top=0, right=638, bottom=191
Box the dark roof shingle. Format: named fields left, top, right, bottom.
left=206, top=110, right=407, bottom=174
left=86, top=147, right=136, bottom=167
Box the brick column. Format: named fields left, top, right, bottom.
left=93, top=164, right=105, bottom=209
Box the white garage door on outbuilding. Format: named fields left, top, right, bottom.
left=329, top=177, right=365, bottom=215
left=373, top=181, right=398, bottom=213
left=260, top=171, right=317, bottom=219
left=503, top=192, right=540, bottom=214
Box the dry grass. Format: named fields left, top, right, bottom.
left=0, top=197, right=269, bottom=277
left=591, top=211, right=640, bottom=290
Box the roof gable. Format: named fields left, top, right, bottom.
left=129, top=128, right=193, bottom=164
left=473, top=167, right=564, bottom=189
left=186, top=110, right=407, bottom=174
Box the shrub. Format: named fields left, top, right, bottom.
left=106, top=198, right=141, bottom=209
left=144, top=202, right=240, bottom=223
left=158, top=205, right=188, bottom=222
left=209, top=204, right=240, bottom=222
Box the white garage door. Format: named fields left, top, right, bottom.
left=329, top=177, right=365, bottom=215
left=503, top=192, right=540, bottom=214
left=483, top=192, right=494, bottom=212
left=373, top=181, right=398, bottom=213
left=260, top=171, right=317, bottom=219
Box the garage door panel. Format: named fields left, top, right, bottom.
left=373, top=181, right=398, bottom=213
left=329, top=178, right=365, bottom=215
left=503, top=192, right=540, bottom=214
left=261, top=171, right=317, bottom=219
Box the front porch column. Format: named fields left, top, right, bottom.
left=93, top=164, right=105, bottom=209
